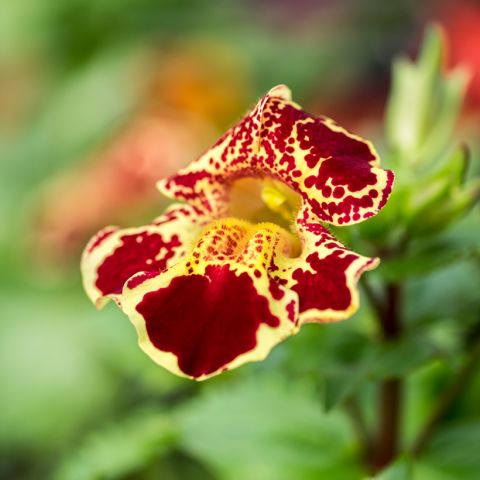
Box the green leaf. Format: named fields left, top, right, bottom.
left=177, top=376, right=363, bottom=480
left=323, top=365, right=369, bottom=412
left=323, top=334, right=444, bottom=411
left=367, top=335, right=444, bottom=380
left=368, top=458, right=413, bottom=479
left=378, top=240, right=467, bottom=281
left=415, top=462, right=461, bottom=480
left=321, top=328, right=446, bottom=409
left=53, top=410, right=177, bottom=480
left=406, top=257, right=480, bottom=327
left=421, top=422, right=480, bottom=478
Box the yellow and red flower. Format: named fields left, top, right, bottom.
left=81, top=85, right=394, bottom=380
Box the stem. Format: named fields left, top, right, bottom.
left=410, top=339, right=480, bottom=457
left=380, top=284, right=402, bottom=339
left=371, top=283, right=403, bottom=471
left=374, top=378, right=402, bottom=469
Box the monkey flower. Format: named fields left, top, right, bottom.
left=81, top=85, right=394, bottom=380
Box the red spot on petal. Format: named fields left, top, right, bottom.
left=286, top=300, right=296, bottom=323
left=333, top=186, right=345, bottom=198
left=322, top=185, right=332, bottom=197
left=304, top=176, right=316, bottom=188
left=268, top=278, right=285, bottom=300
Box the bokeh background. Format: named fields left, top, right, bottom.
left=1, top=0, right=479, bottom=479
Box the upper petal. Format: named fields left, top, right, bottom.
left=81, top=204, right=207, bottom=308
left=158, top=85, right=393, bottom=225
left=120, top=218, right=299, bottom=380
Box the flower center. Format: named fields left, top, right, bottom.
left=189, top=216, right=300, bottom=276
left=228, top=178, right=302, bottom=230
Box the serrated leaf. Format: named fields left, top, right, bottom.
left=177, top=376, right=363, bottom=480
left=53, top=410, right=177, bottom=480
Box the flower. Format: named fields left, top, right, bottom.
left=81, top=85, right=394, bottom=380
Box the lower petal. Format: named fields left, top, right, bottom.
left=120, top=219, right=298, bottom=380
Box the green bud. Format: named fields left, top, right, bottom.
left=385, top=24, right=469, bottom=168
left=408, top=177, right=480, bottom=236
left=406, top=145, right=469, bottom=217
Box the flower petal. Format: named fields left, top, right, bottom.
left=81, top=204, right=207, bottom=308
left=272, top=206, right=378, bottom=323
left=120, top=218, right=298, bottom=380
left=158, top=85, right=393, bottom=225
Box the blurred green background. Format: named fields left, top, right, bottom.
left=1, top=0, right=479, bottom=479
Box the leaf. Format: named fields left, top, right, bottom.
left=368, top=458, right=413, bottom=479
left=321, top=331, right=371, bottom=410
left=323, top=365, right=369, bottom=412
left=421, top=422, right=480, bottom=478
left=378, top=240, right=467, bottom=281
left=415, top=463, right=461, bottom=480
left=367, top=335, right=444, bottom=380
left=177, top=376, right=363, bottom=480
left=319, top=328, right=445, bottom=410
left=323, top=333, right=444, bottom=411
left=406, top=258, right=480, bottom=326
left=53, top=410, right=177, bottom=480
